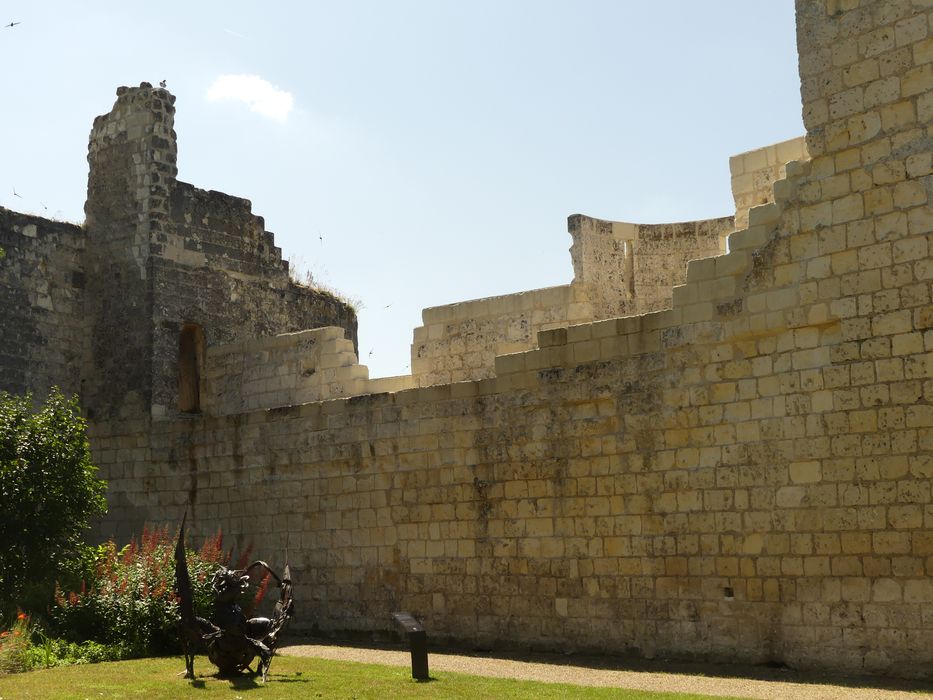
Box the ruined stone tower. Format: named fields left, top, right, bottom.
left=0, top=82, right=358, bottom=421
left=83, top=84, right=179, bottom=419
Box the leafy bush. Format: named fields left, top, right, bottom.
left=0, top=612, right=125, bottom=674
left=23, top=632, right=125, bottom=669
left=50, top=527, right=264, bottom=660
left=0, top=389, right=107, bottom=613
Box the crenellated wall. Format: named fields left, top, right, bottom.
left=411, top=214, right=733, bottom=387
left=730, top=137, right=810, bottom=230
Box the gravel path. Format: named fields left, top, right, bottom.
left=279, top=641, right=933, bottom=699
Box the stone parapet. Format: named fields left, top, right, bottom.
left=730, top=136, right=810, bottom=229
left=204, top=327, right=368, bottom=415
left=411, top=284, right=592, bottom=386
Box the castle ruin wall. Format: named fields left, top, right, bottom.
left=731, top=136, right=810, bottom=230
left=412, top=214, right=734, bottom=387
left=0, top=209, right=87, bottom=399
left=204, top=327, right=369, bottom=415
left=411, top=284, right=593, bottom=387
left=94, top=0, right=933, bottom=674
left=0, top=83, right=359, bottom=421
left=149, top=179, right=359, bottom=418
left=1, top=0, right=931, bottom=679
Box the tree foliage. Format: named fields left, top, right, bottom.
left=0, top=389, right=107, bottom=612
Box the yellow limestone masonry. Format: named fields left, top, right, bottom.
left=65, top=0, right=933, bottom=677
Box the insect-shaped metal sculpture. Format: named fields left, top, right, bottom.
left=174, top=515, right=294, bottom=682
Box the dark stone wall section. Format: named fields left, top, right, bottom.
left=148, top=181, right=357, bottom=415
left=0, top=208, right=86, bottom=400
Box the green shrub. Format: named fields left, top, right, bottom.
left=0, top=389, right=107, bottom=613
left=23, top=633, right=124, bottom=669
left=1, top=612, right=125, bottom=674
left=50, top=527, right=258, bottom=660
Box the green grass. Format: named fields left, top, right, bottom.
left=0, top=654, right=746, bottom=699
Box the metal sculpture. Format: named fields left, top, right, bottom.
left=174, top=515, right=294, bottom=682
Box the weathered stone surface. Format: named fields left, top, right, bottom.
left=0, top=208, right=86, bottom=398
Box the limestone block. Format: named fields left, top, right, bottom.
left=728, top=226, right=770, bottom=252
left=671, top=284, right=697, bottom=307
left=494, top=352, right=526, bottom=376
left=538, top=328, right=567, bottom=348
left=686, top=257, right=718, bottom=283
left=902, top=63, right=933, bottom=97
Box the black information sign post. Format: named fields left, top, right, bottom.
left=391, top=612, right=429, bottom=681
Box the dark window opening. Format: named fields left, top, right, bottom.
left=178, top=324, right=204, bottom=413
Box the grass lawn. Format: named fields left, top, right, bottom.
left=0, top=654, right=747, bottom=699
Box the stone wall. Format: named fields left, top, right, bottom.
left=411, top=215, right=733, bottom=387
left=0, top=0, right=929, bottom=679
left=0, top=208, right=86, bottom=399
left=568, top=215, right=733, bottom=319
left=91, top=0, right=933, bottom=676
left=730, top=137, right=810, bottom=230
left=83, top=85, right=359, bottom=420
left=149, top=181, right=358, bottom=418
left=411, top=284, right=593, bottom=386
left=204, top=327, right=369, bottom=415
left=3, top=83, right=359, bottom=421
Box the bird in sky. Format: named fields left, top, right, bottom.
left=4, top=21, right=21, bottom=28
left=12, top=187, right=22, bottom=198
left=159, top=80, right=167, bottom=88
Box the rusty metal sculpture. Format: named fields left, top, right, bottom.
left=174, top=515, right=294, bottom=682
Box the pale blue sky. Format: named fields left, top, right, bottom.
left=1, top=2, right=803, bottom=378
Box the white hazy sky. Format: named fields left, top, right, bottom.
left=0, top=2, right=804, bottom=378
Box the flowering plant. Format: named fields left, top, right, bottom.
left=0, top=612, right=31, bottom=673
left=50, top=526, right=265, bottom=660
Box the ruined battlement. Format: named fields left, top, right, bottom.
left=408, top=212, right=733, bottom=387
left=0, top=82, right=358, bottom=420
left=166, top=182, right=286, bottom=274
left=568, top=213, right=734, bottom=319
left=730, top=136, right=809, bottom=229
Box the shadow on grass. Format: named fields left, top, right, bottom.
left=200, top=670, right=312, bottom=691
